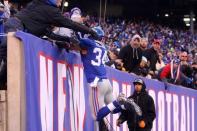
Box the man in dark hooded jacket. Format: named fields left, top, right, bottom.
left=116, top=35, right=143, bottom=73
left=116, top=78, right=156, bottom=131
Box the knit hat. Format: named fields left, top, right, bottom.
left=132, top=34, right=141, bottom=42
left=70, top=7, right=81, bottom=19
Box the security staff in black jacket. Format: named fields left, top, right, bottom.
left=0, top=0, right=98, bottom=87
left=116, top=78, right=156, bottom=131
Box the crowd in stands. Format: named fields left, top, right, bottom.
left=0, top=1, right=196, bottom=89
left=85, top=16, right=197, bottom=89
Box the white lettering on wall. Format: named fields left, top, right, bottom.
left=57, top=62, right=66, bottom=131
left=180, top=96, right=186, bottom=131
left=149, top=90, right=156, bottom=131
left=187, top=97, right=190, bottom=131
left=158, top=91, right=165, bottom=131
left=112, top=82, right=120, bottom=131
left=166, top=93, right=172, bottom=131
left=173, top=94, right=179, bottom=131
left=40, top=55, right=53, bottom=131
left=191, top=98, right=194, bottom=131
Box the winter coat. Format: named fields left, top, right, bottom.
left=118, top=83, right=156, bottom=131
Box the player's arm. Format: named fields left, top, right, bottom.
left=51, top=9, right=98, bottom=39
left=45, top=30, right=82, bottom=51
left=45, top=29, right=72, bottom=42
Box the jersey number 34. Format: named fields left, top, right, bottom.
left=91, top=47, right=107, bottom=66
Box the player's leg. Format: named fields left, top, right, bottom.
left=102, top=79, right=115, bottom=104
left=88, top=85, right=106, bottom=119
left=97, top=79, right=114, bottom=130
left=88, top=85, right=106, bottom=131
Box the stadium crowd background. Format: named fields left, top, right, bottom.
left=0, top=0, right=196, bottom=89
left=90, top=16, right=197, bottom=89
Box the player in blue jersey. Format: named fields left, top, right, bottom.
left=79, top=26, right=114, bottom=131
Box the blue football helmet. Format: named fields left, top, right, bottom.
left=92, top=26, right=105, bottom=38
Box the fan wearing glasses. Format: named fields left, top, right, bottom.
left=179, top=51, right=189, bottom=66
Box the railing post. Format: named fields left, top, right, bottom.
left=7, top=32, right=26, bottom=131
left=0, top=90, right=6, bottom=131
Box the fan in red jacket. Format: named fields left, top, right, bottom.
left=158, top=60, right=192, bottom=85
